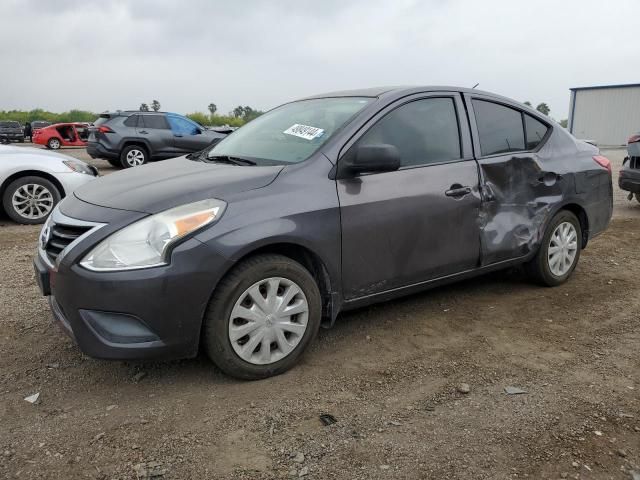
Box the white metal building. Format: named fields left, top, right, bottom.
left=568, top=83, right=640, bottom=146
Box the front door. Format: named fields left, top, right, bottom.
left=167, top=115, right=211, bottom=154
left=337, top=94, right=481, bottom=300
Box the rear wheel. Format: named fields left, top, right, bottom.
left=120, top=145, right=147, bottom=168
left=47, top=138, right=61, bottom=150
left=2, top=176, right=61, bottom=224
left=203, top=254, right=322, bottom=380
left=526, top=210, right=581, bottom=286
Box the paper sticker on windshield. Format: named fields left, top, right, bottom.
left=283, top=124, right=325, bottom=141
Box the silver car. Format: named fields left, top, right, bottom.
left=0, top=145, right=98, bottom=224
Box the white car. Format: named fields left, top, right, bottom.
left=0, top=145, right=98, bottom=224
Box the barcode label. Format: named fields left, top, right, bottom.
left=283, top=124, right=325, bottom=141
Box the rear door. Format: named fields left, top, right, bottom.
left=337, top=93, right=481, bottom=299
left=464, top=94, right=560, bottom=264
left=167, top=115, right=212, bottom=153
left=137, top=114, right=175, bottom=157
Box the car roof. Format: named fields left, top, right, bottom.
left=300, top=85, right=511, bottom=101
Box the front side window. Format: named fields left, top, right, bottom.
left=209, top=97, right=372, bottom=165
left=524, top=114, right=549, bottom=150
left=472, top=100, right=525, bottom=156
left=167, top=115, right=200, bottom=135
left=351, top=97, right=461, bottom=167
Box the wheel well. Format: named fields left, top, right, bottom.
left=0, top=170, right=66, bottom=200
left=232, top=243, right=333, bottom=320
left=561, top=203, right=589, bottom=248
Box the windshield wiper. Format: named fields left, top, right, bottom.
left=206, top=155, right=257, bottom=166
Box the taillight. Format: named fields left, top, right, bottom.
left=628, top=134, right=640, bottom=144
left=593, top=155, right=611, bottom=173
left=97, top=126, right=114, bottom=133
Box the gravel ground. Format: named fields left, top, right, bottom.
left=0, top=145, right=639, bottom=479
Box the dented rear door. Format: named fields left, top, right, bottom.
left=464, top=94, right=564, bottom=265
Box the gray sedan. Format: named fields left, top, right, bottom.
left=34, top=86, right=612, bottom=379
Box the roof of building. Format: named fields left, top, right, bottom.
left=570, top=83, right=640, bottom=92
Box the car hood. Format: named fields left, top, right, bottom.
left=73, top=157, right=283, bottom=214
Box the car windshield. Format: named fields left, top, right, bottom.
left=0, top=121, right=20, bottom=128
left=207, top=97, right=372, bottom=165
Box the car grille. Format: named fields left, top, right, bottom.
left=44, top=222, right=92, bottom=263
left=629, top=157, right=640, bottom=169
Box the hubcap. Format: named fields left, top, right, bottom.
left=50, top=139, right=60, bottom=149
left=126, top=149, right=145, bottom=166
left=229, top=277, right=309, bottom=365
left=547, top=221, right=578, bottom=277
left=12, top=183, right=54, bottom=219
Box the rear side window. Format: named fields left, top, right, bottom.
left=123, top=115, right=140, bottom=127
left=472, top=100, right=525, bottom=156
left=167, top=115, right=199, bottom=135
left=355, top=97, right=461, bottom=168
left=140, top=115, right=168, bottom=129
left=524, top=114, right=549, bottom=150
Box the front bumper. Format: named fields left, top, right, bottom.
left=34, top=202, right=233, bottom=360
left=618, top=165, right=640, bottom=194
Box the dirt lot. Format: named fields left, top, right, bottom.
left=1, top=147, right=639, bottom=479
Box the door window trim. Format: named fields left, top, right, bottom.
left=336, top=93, right=474, bottom=175
left=464, top=94, right=553, bottom=159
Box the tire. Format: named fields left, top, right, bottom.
left=47, top=138, right=61, bottom=149
left=106, top=157, right=122, bottom=168
left=18, top=138, right=24, bottom=143
left=120, top=145, right=148, bottom=168
left=2, top=176, right=61, bottom=225
left=526, top=210, right=581, bottom=287
left=203, top=254, right=322, bottom=380
left=635, top=193, right=640, bottom=203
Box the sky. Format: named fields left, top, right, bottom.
left=1, top=0, right=638, bottom=120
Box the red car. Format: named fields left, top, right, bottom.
left=33, top=122, right=89, bottom=150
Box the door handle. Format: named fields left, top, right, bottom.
left=445, top=184, right=472, bottom=198
left=139, top=130, right=148, bottom=134
left=174, top=133, right=183, bottom=137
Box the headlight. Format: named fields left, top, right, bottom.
left=80, top=199, right=226, bottom=271
left=63, top=160, right=97, bottom=176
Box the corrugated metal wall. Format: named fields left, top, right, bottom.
left=569, top=86, right=640, bottom=146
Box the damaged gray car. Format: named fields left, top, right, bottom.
left=34, top=86, right=613, bottom=379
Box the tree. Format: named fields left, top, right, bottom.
left=559, top=119, right=568, bottom=128
left=523, top=101, right=532, bottom=107
left=139, top=103, right=150, bottom=112
left=233, top=106, right=245, bottom=118
left=536, top=102, right=550, bottom=116
left=151, top=100, right=161, bottom=112
left=208, top=103, right=217, bottom=115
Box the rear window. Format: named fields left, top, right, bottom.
left=123, top=115, right=140, bottom=127
left=140, top=115, right=168, bottom=129
left=0, top=121, right=20, bottom=128
left=524, top=114, right=549, bottom=150
left=93, top=116, right=111, bottom=127
left=472, top=100, right=525, bottom=156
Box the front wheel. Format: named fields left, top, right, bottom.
left=526, top=210, right=581, bottom=287
left=203, top=254, right=322, bottom=380
left=2, top=176, right=61, bottom=224
left=47, top=138, right=61, bottom=149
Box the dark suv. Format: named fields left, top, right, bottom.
left=0, top=121, right=25, bottom=143
left=87, top=111, right=227, bottom=168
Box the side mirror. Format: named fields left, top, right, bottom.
left=339, top=144, right=401, bottom=178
